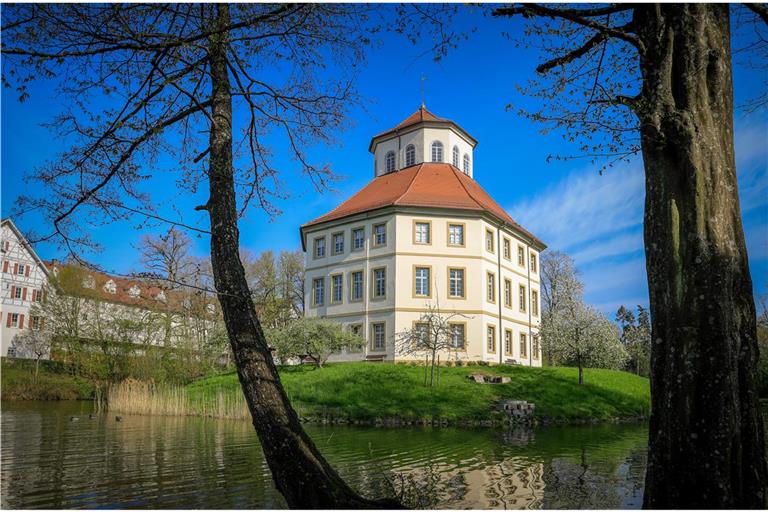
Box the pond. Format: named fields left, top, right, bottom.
left=1, top=401, right=650, bottom=509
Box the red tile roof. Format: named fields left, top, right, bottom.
left=368, top=106, right=477, bottom=151
left=301, top=163, right=545, bottom=248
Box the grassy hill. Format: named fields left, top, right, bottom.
left=185, top=363, right=650, bottom=423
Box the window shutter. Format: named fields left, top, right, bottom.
left=2, top=261, right=7, bottom=273
left=19, top=314, right=24, bottom=329
left=5, top=314, right=10, bottom=328
left=22, top=288, right=27, bottom=301
left=10, top=286, right=15, bottom=299
left=25, top=266, right=29, bottom=277
left=31, top=289, right=36, bottom=302
left=13, top=263, right=17, bottom=274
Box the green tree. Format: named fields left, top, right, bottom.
left=616, top=305, right=651, bottom=377
left=269, top=318, right=364, bottom=368
left=488, top=4, right=768, bottom=506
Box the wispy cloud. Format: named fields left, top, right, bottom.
left=508, top=118, right=767, bottom=316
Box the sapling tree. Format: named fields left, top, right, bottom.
left=1, top=4, right=399, bottom=508
left=395, top=302, right=470, bottom=387
left=268, top=317, right=364, bottom=368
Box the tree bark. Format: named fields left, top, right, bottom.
left=634, top=4, right=767, bottom=508
left=204, top=5, right=398, bottom=509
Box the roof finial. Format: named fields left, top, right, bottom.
left=420, top=73, right=427, bottom=109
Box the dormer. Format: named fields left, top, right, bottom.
left=155, top=290, right=166, bottom=302
left=368, top=106, right=477, bottom=178
left=127, top=285, right=141, bottom=298
left=82, top=275, right=96, bottom=289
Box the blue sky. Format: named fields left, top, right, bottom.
left=2, top=7, right=767, bottom=317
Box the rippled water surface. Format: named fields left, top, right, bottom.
left=1, top=401, right=651, bottom=509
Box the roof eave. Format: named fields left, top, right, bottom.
left=368, top=120, right=478, bottom=153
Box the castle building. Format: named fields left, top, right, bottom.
left=300, top=107, right=546, bottom=365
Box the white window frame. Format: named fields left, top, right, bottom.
left=414, top=222, right=430, bottom=244
left=463, top=154, right=470, bottom=174
left=452, top=145, right=460, bottom=167
left=431, top=141, right=443, bottom=162
left=414, top=267, right=430, bottom=297
left=352, top=228, right=365, bottom=251
left=448, top=268, right=465, bottom=298
left=385, top=150, right=396, bottom=173
left=372, top=268, right=386, bottom=299
left=371, top=322, right=386, bottom=351
left=312, top=277, right=325, bottom=306
left=350, top=271, right=364, bottom=302
left=314, top=237, right=326, bottom=259
left=373, top=223, right=387, bottom=247
left=331, top=274, right=343, bottom=303
left=405, top=144, right=416, bottom=166
left=332, top=232, right=344, bottom=255
left=448, top=224, right=464, bottom=246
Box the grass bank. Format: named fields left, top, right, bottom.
left=1, top=359, right=95, bottom=400
left=109, top=363, right=649, bottom=425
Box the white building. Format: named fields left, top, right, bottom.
left=300, top=107, right=546, bottom=365
left=1, top=218, right=50, bottom=357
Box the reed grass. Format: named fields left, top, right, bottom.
left=107, top=378, right=250, bottom=420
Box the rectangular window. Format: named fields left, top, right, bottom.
left=35, top=289, right=42, bottom=302
left=14, top=287, right=21, bottom=299
left=414, top=267, right=430, bottom=297
left=332, top=232, right=344, bottom=255
left=314, top=237, right=326, bottom=259
left=487, top=272, right=496, bottom=303
left=530, top=253, right=538, bottom=273
left=371, top=322, right=386, bottom=351
left=348, top=324, right=363, bottom=352
left=450, top=323, right=466, bottom=349
left=517, top=245, right=525, bottom=267
left=519, top=285, right=527, bottom=313
left=352, top=228, right=365, bottom=250
left=331, top=274, right=343, bottom=303
left=448, top=268, right=465, bottom=298
left=30, top=316, right=40, bottom=330
left=414, top=221, right=431, bottom=244
left=448, top=224, right=464, bottom=246
left=414, top=322, right=429, bottom=347
left=17, top=264, right=25, bottom=276
left=504, top=279, right=512, bottom=307
left=373, top=224, right=387, bottom=247
left=372, top=268, right=386, bottom=298
left=10, top=313, right=19, bottom=328
left=503, top=238, right=511, bottom=260
left=350, top=271, right=364, bottom=301
left=533, top=335, right=540, bottom=360
left=505, top=329, right=513, bottom=356
left=312, top=277, right=325, bottom=306
left=487, top=325, right=496, bottom=353
left=485, top=229, right=495, bottom=253
left=520, top=332, right=528, bottom=358
left=532, top=290, right=539, bottom=316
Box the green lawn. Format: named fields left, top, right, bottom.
left=1, top=366, right=94, bottom=400
left=186, top=363, right=650, bottom=422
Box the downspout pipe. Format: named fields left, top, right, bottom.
left=497, top=225, right=503, bottom=365
left=527, top=245, right=533, bottom=366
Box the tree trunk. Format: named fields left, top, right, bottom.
left=204, top=5, right=398, bottom=509
left=635, top=4, right=767, bottom=508
left=577, top=356, right=583, bottom=386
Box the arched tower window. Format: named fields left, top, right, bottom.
left=405, top=144, right=416, bottom=167
left=431, top=141, right=443, bottom=163
left=452, top=146, right=460, bottom=167
left=385, top=151, right=396, bottom=173
left=463, top=154, right=470, bottom=174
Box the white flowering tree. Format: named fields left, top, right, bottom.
left=268, top=318, right=364, bottom=368
left=10, top=329, right=52, bottom=379
left=542, top=300, right=628, bottom=385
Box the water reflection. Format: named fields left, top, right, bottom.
left=2, top=401, right=649, bottom=509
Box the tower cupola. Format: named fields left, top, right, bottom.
left=368, top=106, right=477, bottom=178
